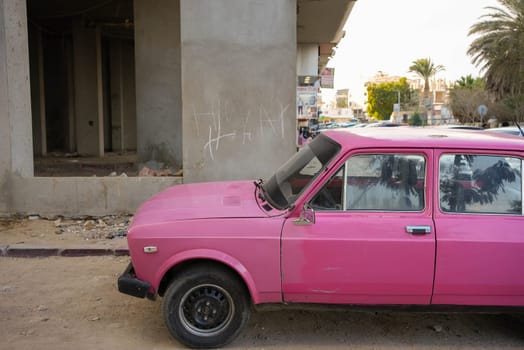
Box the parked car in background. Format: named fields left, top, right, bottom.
left=310, top=121, right=358, bottom=137
left=365, top=121, right=404, bottom=127
left=438, top=125, right=483, bottom=130
left=119, top=128, right=524, bottom=348
left=486, top=126, right=524, bottom=136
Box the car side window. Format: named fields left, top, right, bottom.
left=311, top=154, right=426, bottom=211
left=439, top=154, right=522, bottom=214
left=310, top=167, right=344, bottom=210
left=345, top=154, right=426, bottom=211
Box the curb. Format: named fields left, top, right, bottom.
left=0, top=244, right=129, bottom=258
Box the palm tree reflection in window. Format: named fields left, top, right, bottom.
left=439, top=155, right=521, bottom=214
left=346, top=154, right=425, bottom=211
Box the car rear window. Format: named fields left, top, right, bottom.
left=439, top=154, right=522, bottom=215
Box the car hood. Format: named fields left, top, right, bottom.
left=131, top=180, right=267, bottom=226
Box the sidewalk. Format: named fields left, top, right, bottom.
left=0, top=216, right=130, bottom=258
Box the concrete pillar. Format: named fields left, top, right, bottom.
left=65, top=37, right=76, bottom=153
left=36, top=30, right=47, bottom=156
left=28, top=25, right=43, bottom=156
left=181, top=0, right=297, bottom=182
left=134, top=0, right=182, bottom=171
left=110, top=40, right=125, bottom=152
left=0, top=0, right=33, bottom=212
left=0, top=0, right=33, bottom=177
left=297, top=44, right=319, bottom=76
left=0, top=2, right=11, bottom=207
left=95, top=27, right=104, bottom=157
left=110, top=39, right=137, bottom=152
left=72, top=20, right=104, bottom=156
left=122, top=41, right=137, bottom=151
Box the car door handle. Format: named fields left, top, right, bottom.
left=406, top=226, right=431, bottom=235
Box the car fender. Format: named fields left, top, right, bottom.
left=153, top=248, right=262, bottom=303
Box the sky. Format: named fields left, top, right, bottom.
left=327, top=0, right=501, bottom=105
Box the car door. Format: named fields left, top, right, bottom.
left=433, top=150, right=524, bottom=306
left=281, top=149, right=436, bottom=305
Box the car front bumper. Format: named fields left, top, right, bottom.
left=118, top=262, right=155, bottom=300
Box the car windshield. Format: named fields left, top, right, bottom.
left=262, top=134, right=341, bottom=210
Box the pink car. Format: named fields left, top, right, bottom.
left=118, top=128, right=524, bottom=348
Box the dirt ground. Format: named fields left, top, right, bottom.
left=1, top=219, right=524, bottom=350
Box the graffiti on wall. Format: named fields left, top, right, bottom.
left=192, top=100, right=290, bottom=161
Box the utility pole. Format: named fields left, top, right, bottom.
left=393, top=90, right=401, bottom=122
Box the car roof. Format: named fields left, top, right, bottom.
left=322, top=127, right=524, bottom=152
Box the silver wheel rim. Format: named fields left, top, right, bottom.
left=178, top=283, right=235, bottom=337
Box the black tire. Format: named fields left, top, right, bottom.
left=162, top=264, right=251, bottom=348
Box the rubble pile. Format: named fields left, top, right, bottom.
left=51, top=215, right=132, bottom=240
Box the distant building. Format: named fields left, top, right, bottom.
left=365, top=71, right=453, bottom=124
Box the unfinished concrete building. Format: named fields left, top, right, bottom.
left=0, top=0, right=355, bottom=216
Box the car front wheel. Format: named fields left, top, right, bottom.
left=162, top=264, right=251, bottom=348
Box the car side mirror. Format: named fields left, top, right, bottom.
left=294, top=204, right=315, bottom=226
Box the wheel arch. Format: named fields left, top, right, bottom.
left=155, top=249, right=259, bottom=303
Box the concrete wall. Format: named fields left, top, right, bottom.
left=181, top=0, right=297, bottom=182
left=6, top=176, right=182, bottom=217
left=134, top=0, right=182, bottom=171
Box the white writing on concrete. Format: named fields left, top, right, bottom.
left=192, top=100, right=290, bottom=161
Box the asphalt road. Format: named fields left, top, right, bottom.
left=1, top=256, right=523, bottom=350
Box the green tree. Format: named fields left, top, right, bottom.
left=409, top=112, right=423, bottom=126
left=449, top=75, right=513, bottom=124
left=454, top=74, right=485, bottom=90
left=366, top=78, right=410, bottom=120
left=468, top=0, right=524, bottom=100
left=408, top=58, right=445, bottom=107
left=449, top=85, right=490, bottom=124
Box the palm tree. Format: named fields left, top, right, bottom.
left=408, top=58, right=445, bottom=107
left=454, top=75, right=485, bottom=90
left=468, top=0, right=524, bottom=99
